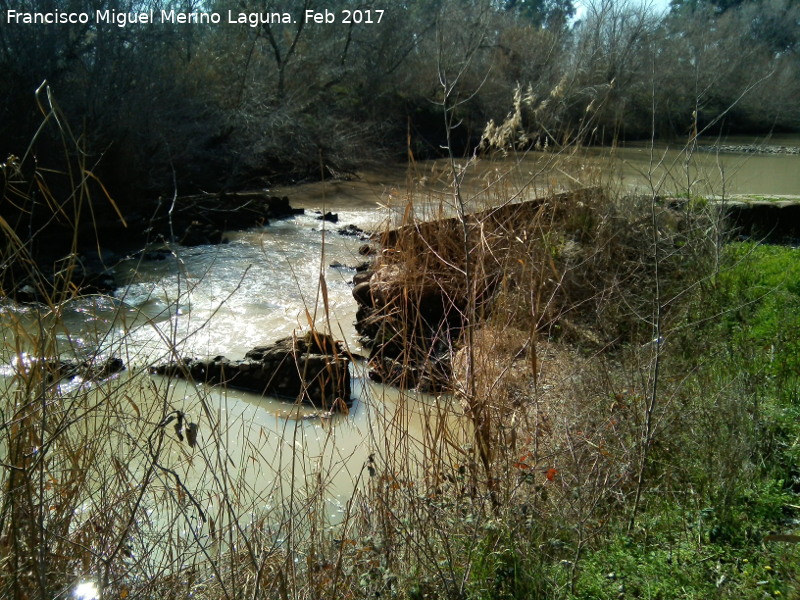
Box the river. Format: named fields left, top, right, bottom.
left=0, top=139, right=797, bottom=583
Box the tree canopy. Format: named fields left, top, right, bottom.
left=0, top=0, right=797, bottom=201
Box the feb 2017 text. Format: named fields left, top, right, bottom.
left=303, top=9, right=384, bottom=24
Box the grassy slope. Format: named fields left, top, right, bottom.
left=554, top=242, right=800, bottom=599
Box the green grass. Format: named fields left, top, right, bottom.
left=565, top=242, right=800, bottom=599
left=573, top=529, right=800, bottom=599
left=715, top=243, right=800, bottom=391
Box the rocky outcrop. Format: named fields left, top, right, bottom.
left=353, top=189, right=604, bottom=391
left=351, top=261, right=457, bottom=392
left=147, top=192, right=304, bottom=247
left=150, top=332, right=351, bottom=410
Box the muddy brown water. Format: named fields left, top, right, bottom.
left=276, top=136, right=800, bottom=214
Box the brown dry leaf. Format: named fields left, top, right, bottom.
left=186, top=422, right=198, bottom=448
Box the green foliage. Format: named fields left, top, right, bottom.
left=522, top=234, right=800, bottom=600
left=598, top=240, right=800, bottom=600
left=573, top=530, right=800, bottom=599
left=464, top=528, right=544, bottom=600
left=714, top=243, right=800, bottom=396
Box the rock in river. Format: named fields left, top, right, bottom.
left=150, top=332, right=351, bottom=410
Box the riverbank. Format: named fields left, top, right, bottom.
left=2, top=189, right=306, bottom=299
left=700, top=143, right=800, bottom=155
left=335, top=184, right=800, bottom=598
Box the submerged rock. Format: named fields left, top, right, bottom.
left=150, top=332, right=351, bottom=410
left=316, top=211, right=339, bottom=223
left=337, top=224, right=369, bottom=239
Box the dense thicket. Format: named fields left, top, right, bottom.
left=0, top=0, right=798, bottom=201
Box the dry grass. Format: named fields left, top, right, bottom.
left=342, top=147, right=741, bottom=595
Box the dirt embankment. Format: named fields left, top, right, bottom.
left=351, top=189, right=606, bottom=391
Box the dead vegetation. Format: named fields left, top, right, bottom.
left=355, top=183, right=716, bottom=392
